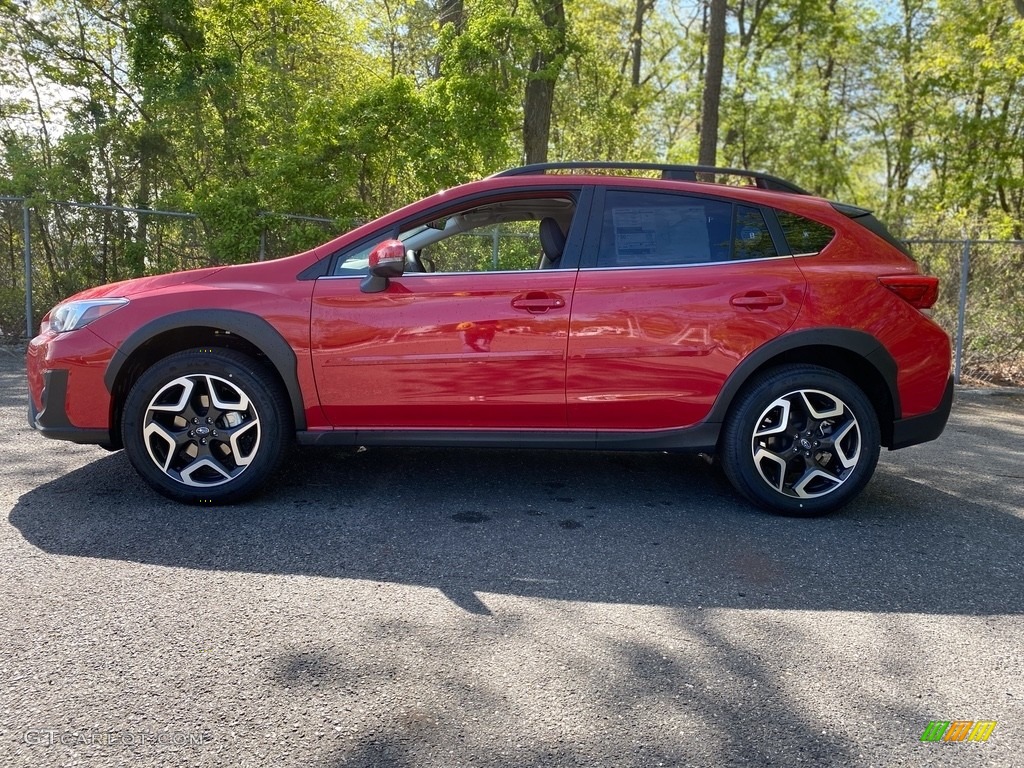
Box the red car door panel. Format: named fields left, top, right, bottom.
left=567, top=260, right=805, bottom=430
left=311, top=271, right=575, bottom=429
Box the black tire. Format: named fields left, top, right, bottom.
left=720, top=364, right=880, bottom=517
left=121, top=348, right=293, bottom=504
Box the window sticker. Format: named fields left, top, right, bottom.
left=611, top=205, right=709, bottom=266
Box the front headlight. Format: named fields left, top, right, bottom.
left=46, top=298, right=129, bottom=334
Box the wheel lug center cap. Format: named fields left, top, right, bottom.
left=798, top=438, right=813, bottom=450
left=195, top=426, right=211, bottom=437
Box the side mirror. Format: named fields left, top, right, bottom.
left=361, top=239, right=406, bottom=293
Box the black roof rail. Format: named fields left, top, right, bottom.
left=492, top=161, right=811, bottom=195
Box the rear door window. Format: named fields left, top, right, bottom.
left=590, top=190, right=779, bottom=267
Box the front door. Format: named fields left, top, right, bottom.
left=310, top=190, right=589, bottom=430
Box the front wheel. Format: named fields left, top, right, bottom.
left=720, top=365, right=881, bottom=516
left=121, top=349, right=293, bottom=504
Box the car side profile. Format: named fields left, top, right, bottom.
left=27, top=162, right=953, bottom=515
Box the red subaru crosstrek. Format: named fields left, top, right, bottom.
left=27, top=163, right=953, bottom=515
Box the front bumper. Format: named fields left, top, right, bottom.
left=28, top=368, right=113, bottom=445
left=889, top=376, right=954, bottom=449
left=26, top=326, right=118, bottom=446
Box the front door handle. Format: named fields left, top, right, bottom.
left=730, top=291, right=785, bottom=310
left=511, top=292, right=566, bottom=314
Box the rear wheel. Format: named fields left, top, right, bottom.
left=720, top=365, right=880, bottom=516
left=121, top=349, right=292, bottom=504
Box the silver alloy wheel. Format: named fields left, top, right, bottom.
left=751, top=388, right=861, bottom=499
left=142, top=374, right=261, bottom=488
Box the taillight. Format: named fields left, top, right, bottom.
left=877, top=275, right=939, bottom=310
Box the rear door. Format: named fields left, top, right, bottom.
left=566, top=188, right=806, bottom=430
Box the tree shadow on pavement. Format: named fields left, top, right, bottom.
left=9, top=440, right=1024, bottom=617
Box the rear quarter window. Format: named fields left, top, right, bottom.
left=776, top=211, right=835, bottom=255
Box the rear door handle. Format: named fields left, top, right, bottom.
left=730, top=291, right=785, bottom=310
left=511, top=292, right=566, bottom=314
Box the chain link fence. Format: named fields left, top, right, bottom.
left=0, top=199, right=339, bottom=342
left=0, top=197, right=32, bottom=342
left=2, top=198, right=1022, bottom=386
left=908, top=239, right=1024, bottom=386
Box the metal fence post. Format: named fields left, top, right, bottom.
left=954, top=239, right=970, bottom=385
left=23, top=202, right=32, bottom=340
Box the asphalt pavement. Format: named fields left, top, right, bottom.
left=1, top=348, right=1021, bottom=767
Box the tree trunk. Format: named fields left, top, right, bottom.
left=524, top=64, right=556, bottom=164
left=698, top=0, right=727, bottom=168
left=438, top=0, right=464, bottom=30
left=630, top=0, right=653, bottom=89
left=432, top=0, right=464, bottom=79
left=523, top=0, right=567, bottom=165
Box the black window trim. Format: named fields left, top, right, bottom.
left=760, top=206, right=793, bottom=257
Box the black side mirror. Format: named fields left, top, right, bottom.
left=360, top=240, right=406, bottom=293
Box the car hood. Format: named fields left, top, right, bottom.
left=61, top=266, right=229, bottom=302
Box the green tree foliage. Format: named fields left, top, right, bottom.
left=916, top=0, right=1024, bottom=239
left=1, top=0, right=1023, bottom=271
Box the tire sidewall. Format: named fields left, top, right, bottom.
left=121, top=349, right=291, bottom=504
left=721, top=365, right=881, bottom=517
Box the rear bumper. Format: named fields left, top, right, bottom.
left=28, top=368, right=112, bottom=445
left=889, top=376, right=954, bottom=449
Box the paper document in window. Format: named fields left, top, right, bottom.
left=612, top=205, right=709, bottom=265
